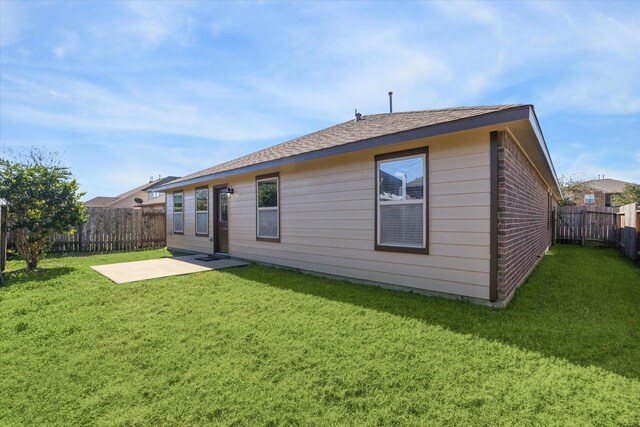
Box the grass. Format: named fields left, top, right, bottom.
left=0, top=246, right=639, bottom=426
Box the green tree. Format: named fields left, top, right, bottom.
left=0, top=147, right=87, bottom=270
left=558, top=175, right=588, bottom=206
left=611, top=183, right=640, bottom=207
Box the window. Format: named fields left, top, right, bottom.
left=584, top=194, right=595, bottom=204
left=256, top=173, right=279, bottom=241
left=173, top=191, right=183, bottom=233
left=195, top=187, right=209, bottom=235
left=375, top=148, right=428, bottom=253
left=148, top=191, right=161, bottom=200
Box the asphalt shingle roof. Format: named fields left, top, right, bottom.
left=585, top=178, right=633, bottom=194
left=84, top=197, right=119, bottom=208
left=168, top=105, right=524, bottom=186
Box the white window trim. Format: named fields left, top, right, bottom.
left=376, top=153, right=427, bottom=249
left=195, top=188, right=209, bottom=236
left=256, top=176, right=279, bottom=240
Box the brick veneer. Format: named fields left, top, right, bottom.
left=496, top=131, right=556, bottom=301
left=569, top=188, right=608, bottom=207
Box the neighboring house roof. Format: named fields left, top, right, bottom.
left=155, top=104, right=560, bottom=198
left=584, top=178, right=632, bottom=194
left=147, top=176, right=182, bottom=190
left=84, top=176, right=180, bottom=208
left=84, top=196, right=119, bottom=207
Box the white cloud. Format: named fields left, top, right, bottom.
left=0, top=1, right=26, bottom=47
left=1, top=72, right=291, bottom=142
left=113, top=1, right=196, bottom=47
left=52, top=46, right=66, bottom=59
left=555, top=150, right=640, bottom=184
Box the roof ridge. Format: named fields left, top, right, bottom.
left=165, top=104, right=529, bottom=187
left=361, top=104, right=527, bottom=117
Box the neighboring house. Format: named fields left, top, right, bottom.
left=569, top=178, right=633, bottom=207
left=84, top=176, right=180, bottom=210
left=155, top=105, right=561, bottom=306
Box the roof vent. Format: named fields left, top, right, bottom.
left=149, top=176, right=153, bottom=183
left=388, top=91, right=393, bottom=113
left=354, top=109, right=362, bottom=122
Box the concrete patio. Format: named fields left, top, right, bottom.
left=91, top=255, right=248, bottom=284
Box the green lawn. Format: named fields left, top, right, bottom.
left=1, top=246, right=639, bottom=426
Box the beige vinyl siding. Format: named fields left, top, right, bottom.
left=166, top=128, right=491, bottom=300
left=167, top=187, right=214, bottom=254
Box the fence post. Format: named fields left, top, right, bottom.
left=0, top=205, right=7, bottom=280
left=581, top=211, right=586, bottom=246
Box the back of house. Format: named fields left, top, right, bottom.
left=156, top=105, right=561, bottom=306
left=569, top=178, right=632, bottom=207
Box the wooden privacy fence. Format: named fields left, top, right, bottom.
left=556, top=203, right=639, bottom=261
left=7, top=207, right=166, bottom=254
left=1, top=205, right=7, bottom=277
left=556, top=206, right=617, bottom=246
left=617, top=203, right=639, bottom=260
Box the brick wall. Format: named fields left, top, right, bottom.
left=569, top=188, right=608, bottom=207
left=497, top=132, right=555, bottom=301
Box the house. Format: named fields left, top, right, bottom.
left=569, top=178, right=633, bottom=207
left=154, top=105, right=561, bottom=306
left=84, top=176, right=180, bottom=210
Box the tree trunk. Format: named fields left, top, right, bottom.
left=14, top=228, right=48, bottom=271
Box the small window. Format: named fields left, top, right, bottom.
left=375, top=148, right=428, bottom=253
left=195, top=187, right=208, bottom=235
left=256, top=173, right=279, bottom=241
left=148, top=191, right=161, bottom=200
left=584, top=194, right=595, bottom=204
left=173, top=191, right=184, bottom=233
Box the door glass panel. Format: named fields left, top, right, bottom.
left=219, top=193, right=228, bottom=222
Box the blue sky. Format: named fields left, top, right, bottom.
left=1, top=1, right=639, bottom=200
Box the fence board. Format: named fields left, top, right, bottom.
left=7, top=207, right=166, bottom=254
left=1, top=205, right=7, bottom=276
left=617, top=203, right=638, bottom=261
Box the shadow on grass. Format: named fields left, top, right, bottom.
left=1, top=267, right=76, bottom=288
left=39, top=247, right=177, bottom=259
left=225, top=246, right=640, bottom=380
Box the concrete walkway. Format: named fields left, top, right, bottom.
left=91, top=255, right=248, bottom=284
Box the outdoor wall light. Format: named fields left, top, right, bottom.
left=226, top=186, right=234, bottom=194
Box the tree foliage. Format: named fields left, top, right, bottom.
left=0, top=147, right=87, bottom=270
left=611, top=183, right=640, bottom=207
left=557, top=175, right=588, bottom=206
left=257, top=180, right=277, bottom=207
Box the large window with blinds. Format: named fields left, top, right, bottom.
left=375, top=148, right=428, bottom=254
left=195, top=187, right=209, bottom=236
left=173, top=191, right=184, bottom=234
left=256, top=173, right=280, bottom=242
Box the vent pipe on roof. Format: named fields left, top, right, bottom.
left=388, top=91, right=393, bottom=113
left=354, top=108, right=362, bottom=122
left=149, top=176, right=153, bottom=183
